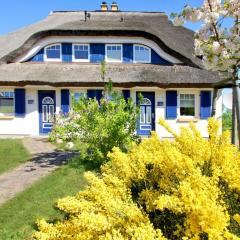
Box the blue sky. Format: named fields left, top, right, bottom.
left=0, top=0, right=204, bottom=35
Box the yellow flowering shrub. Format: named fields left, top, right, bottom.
left=34, top=118, right=240, bottom=240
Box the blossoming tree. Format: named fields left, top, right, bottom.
left=173, top=0, right=240, bottom=145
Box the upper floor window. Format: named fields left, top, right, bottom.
left=134, top=45, right=151, bottom=63
left=180, top=94, right=195, bottom=117
left=106, top=44, right=122, bottom=62
left=73, top=44, right=89, bottom=62
left=45, top=44, right=61, bottom=61
left=0, top=91, right=14, bottom=116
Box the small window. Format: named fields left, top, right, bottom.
left=134, top=45, right=151, bottom=63
left=180, top=94, right=195, bottom=116
left=0, top=91, right=14, bottom=116
left=106, top=44, right=122, bottom=62
left=73, top=92, right=86, bottom=101
left=73, top=44, right=89, bottom=61
left=45, top=44, right=61, bottom=60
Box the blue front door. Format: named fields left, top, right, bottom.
left=136, top=92, right=155, bottom=136
left=38, top=91, right=56, bottom=134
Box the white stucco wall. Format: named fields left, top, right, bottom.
left=0, top=86, right=222, bottom=137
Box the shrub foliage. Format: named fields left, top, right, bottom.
left=49, top=82, right=139, bottom=166
left=35, top=119, right=240, bottom=240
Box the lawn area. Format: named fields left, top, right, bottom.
left=0, top=164, right=87, bottom=240
left=0, top=139, right=30, bottom=174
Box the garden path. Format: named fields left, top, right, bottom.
left=0, top=137, right=76, bottom=206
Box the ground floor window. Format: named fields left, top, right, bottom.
left=73, top=92, right=86, bottom=101
left=180, top=93, right=195, bottom=117
left=0, top=91, right=14, bottom=116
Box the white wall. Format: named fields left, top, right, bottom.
left=0, top=88, right=39, bottom=136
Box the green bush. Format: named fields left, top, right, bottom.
left=50, top=63, right=140, bottom=167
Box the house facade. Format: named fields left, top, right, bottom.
left=0, top=3, right=223, bottom=137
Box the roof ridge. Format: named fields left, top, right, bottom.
left=50, top=10, right=166, bottom=15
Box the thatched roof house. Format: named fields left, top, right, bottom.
left=0, top=3, right=223, bottom=137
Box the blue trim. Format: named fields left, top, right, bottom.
left=200, top=91, right=212, bottom=119
left=90, top=43, right=105, bottom=63
left=28, top=49, right=44, bottom=62
left=136, top=92, right=155, bottom=136
left=38, top=91, right=56, bottom=134
left=151, top=49, right=170, bottom=65
left=61, top=89, right=70, bottom=114
left=62, top=43, right=72, bottom=62
left=27, top=43, right=171, bottom=65
left=87, top=89, right=103, bottom=102
left=166, top=91, right=177, bottom=119
left=122, top=90, right=130, bottom=101
left=14, top=89, right=26, bottom=117
left=123, top=44, right=133, bottom=63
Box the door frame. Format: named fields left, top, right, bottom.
left=136, top=91, right=155, bottom=136
left=38, top=90, right=56, bottom=134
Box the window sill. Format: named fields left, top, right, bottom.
left=177, top=117, right=199, bottom=123
left=0, top=116, right=15, bottom=120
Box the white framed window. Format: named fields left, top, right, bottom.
left=73, top=44, right=90, bottom=62
left=0, top=91, right=14, bottom=116
left=105, top=44, right=122, bottom=62
left=134, top=44, right=151, bottom=63
left=44, top=44, right=61, bottom=61
left=179, top=93, right=195, bottom=117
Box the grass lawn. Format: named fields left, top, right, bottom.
left=0, top=164, right=87, bottom=240
left=0, top=139, right=30, bottom=174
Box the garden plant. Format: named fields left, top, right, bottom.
left=35, top=118, right=240, bottom=240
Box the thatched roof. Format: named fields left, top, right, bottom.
left=0, top=62, right=223, bottom=87
left=0, top=11, right=202, bottom=67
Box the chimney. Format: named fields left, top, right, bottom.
left=101, top=2, right=108, bottom=12
left=111, top=2, right=119, bottom=12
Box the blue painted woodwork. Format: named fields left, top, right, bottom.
left=123, top=44, right=133, bottom=63
left=62, top=43, right=72, bottom=62
left=136, top=92, right=155, bottom=136
left=27, top=43, right=171, bottom=65
left=29, top=49, right=44, bottom=62
left=166, top=91, right=177, bottom=119
left=87, top=90, right=103, bottom=102
left=61, top=89, right=70, bottom=114
left=90, top=44, right=105, bottom=63
left=14, top=89, right=26, bottom=117
left=151, top=49, right=170, bottom=65
left=38, top=91, right=55, bottom=134
left=122, top=90, right=130, bottom=101
left=200, top=91, right=212, bottom=119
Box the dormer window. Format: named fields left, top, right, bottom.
left=44, top=44, right=61, bottom=61
left=73, top=44, right=89, bottom=62
left=106, top=44, right=122, bottom=62
left=134, top=45, right=151, bottom=63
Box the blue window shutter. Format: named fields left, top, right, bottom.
left=61, top=89, right=70, bottom=114
left=122, top=90, right=130, bottom=101
left=90, top=44, right=105, bottom=63
left=200, top=91, right=212, bottom=119
left=62, top=43, right=72, bottom=62
left=96, top=90, right=103, bottom=102
left=151, top=49, right=170, bottom=65
left=166, top=91, right=177, bottom=119
left=123, top=44, right=133, bottom=63
left=29, top=49, right=44, bottom=62
left=87, top=90, right=96, bottom=99
left=87, top=90, right=103, bottom=102
left=15, top=89, right=26, bottom=117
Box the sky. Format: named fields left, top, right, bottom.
left=0, top=0, right=205, bottom=36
